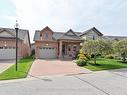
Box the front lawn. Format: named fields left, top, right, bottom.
left=84, top=58, right=127, bottom=71
left=0, top=56, right=34, bottom=80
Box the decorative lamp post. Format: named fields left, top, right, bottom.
left=14, top=20, right=19, bottom=71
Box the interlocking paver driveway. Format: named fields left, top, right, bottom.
left=29, top=59, right=92, bottom=77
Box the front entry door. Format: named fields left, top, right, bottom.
left=62, top=45, right=65, bottom=55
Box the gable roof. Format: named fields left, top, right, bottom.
left=34, top=28, right=83, bottom=41
left=80, top=27, right=103, bottom=36
left=40, top=26, right=54, bottom=33
left=0, top=29, right=15, bottom=37
left=57, top=29, right=83, bottom=41
left=0, top=28, right=29, bottom=40
left=65, top=29, right=77, bottom=36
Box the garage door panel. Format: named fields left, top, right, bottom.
left=0, top=49, right=16, bottom=59
left=39, top=47, right=56, bottom=59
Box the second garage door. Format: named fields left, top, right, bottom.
left=39, top=47, right=56, bottom=59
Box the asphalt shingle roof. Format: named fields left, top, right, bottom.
left=103, top=36, right=127, bottom=40
left=80, top=27, right=103, bottom=36
left=33, top=27, right=127, bottom=41
left=34, top=30, right=83, bottom=41
left=0, top=28, right=29, bottom=40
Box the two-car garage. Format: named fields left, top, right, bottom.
left=0, top=47, right=16, bottom=60
left=39, top=47, right=57, bottom=59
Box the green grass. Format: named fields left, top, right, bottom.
left=0, top=57, right=34, bottom=80
left=84, top=58, right=127, bottom=71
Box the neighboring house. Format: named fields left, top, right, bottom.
left=80, top=27, right=127, bottom=41
left=0, top=28, right=31, bottom=60
left=80, top=27, right=103, bottom=40
left=34, top=26, right=127, bottom=59
left=34, top=26, right=83, bottom=59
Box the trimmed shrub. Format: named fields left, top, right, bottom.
left=76, top=60, right=87, bottom=66
left=77, top=50, right=90, bottom=60
left=76, top=50, right=89, bottom=66
left=105, top=54, right=114, bottom=59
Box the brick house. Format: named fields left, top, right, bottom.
left=0, top=28, right=31, bottom=59
left=34, top=26, right=83, bottom=59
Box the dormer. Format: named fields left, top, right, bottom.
left=40, top=26, right=54, bottom=40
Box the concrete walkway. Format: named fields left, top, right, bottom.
left=0, top=62, right=14, bottom=73
left=28, top=59, right=92, bottom=77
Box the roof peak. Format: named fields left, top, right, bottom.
left=80, top=27, right=103, bottom=36
left=67, top=29, right=74, bottom=32
left=41, top=26, right=54, bottom=33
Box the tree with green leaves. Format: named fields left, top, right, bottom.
left=97, top=39, right=113, bottom=55
left=113, top=39, right=127, bottom=63
left=83, top=39, right=112, bottom=65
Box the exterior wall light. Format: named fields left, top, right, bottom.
left=46, top=43, right=49, bottom=46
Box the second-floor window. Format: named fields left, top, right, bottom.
left=45, top=32, right=48, bottom=39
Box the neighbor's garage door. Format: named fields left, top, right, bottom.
left=39, top=47, right=56, bottom=59
left=0, top=47, right=16, bottom=59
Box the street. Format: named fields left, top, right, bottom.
left=1, top=68, right=127, bottom=95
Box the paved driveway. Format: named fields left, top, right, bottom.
left=28, top=59, right=92, bottom=77
left=1, top=69, right=127, bottom=95
left=0, top=60, right=14, bottom=73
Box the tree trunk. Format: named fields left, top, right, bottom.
left=123, top=52, right=126, bottom=63
left=94, top=53, right=96, bottom=64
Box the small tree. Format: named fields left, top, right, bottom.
left=113, top=39, right=127, bottom=63
left=76, top=50, right=89, bottom=66
left=83, top=40, right=99, bottom=65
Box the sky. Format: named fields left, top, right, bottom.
left=0, top=0, right=127, bottom=42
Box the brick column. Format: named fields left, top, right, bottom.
left=59, top=41, right=62, bottom=57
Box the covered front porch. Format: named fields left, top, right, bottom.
left=58, top=40, right=83, bottom=58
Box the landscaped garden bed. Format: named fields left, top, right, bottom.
left=75, top=38, right=127, bottom=71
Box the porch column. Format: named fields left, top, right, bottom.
left=59, top=41, right=62, bottom=57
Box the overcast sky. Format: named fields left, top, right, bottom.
left=0, top=0, right=127, bottom=42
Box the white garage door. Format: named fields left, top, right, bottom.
left=39, top=47, right=56, bottom=59
left=0, top=47, right=16, bottom=59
